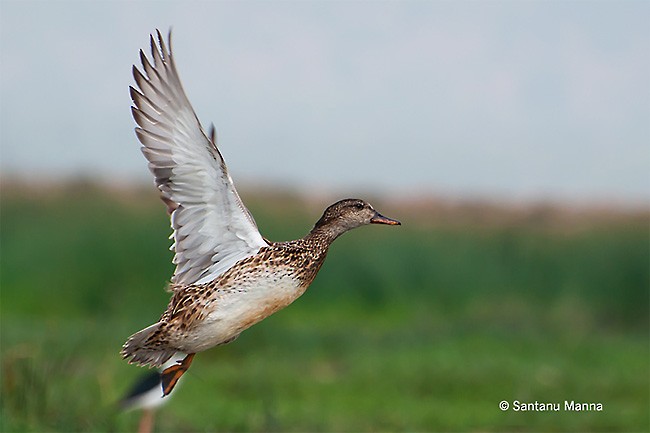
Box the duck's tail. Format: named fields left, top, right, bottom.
left=121, top=322, right=179, bottom=368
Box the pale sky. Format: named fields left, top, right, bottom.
left=1, top=0, right=648, bottom=204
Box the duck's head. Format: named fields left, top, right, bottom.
left=312, top=199, right=400, bottom=239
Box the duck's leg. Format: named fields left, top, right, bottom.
left=161, top=353, right=195, bottom=396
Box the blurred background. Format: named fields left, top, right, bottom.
left=1, top=1, right=648, bottom=432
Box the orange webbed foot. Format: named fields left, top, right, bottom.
left=161, top=353, right=195, bottom=396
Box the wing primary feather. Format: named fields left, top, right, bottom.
left=156, top=29, right=169, bottom=62
left=132, top=65, right=169, bottom=106
left=139, top=49, right=161, bottom=88
left=131, top=106, right=174, bottom=136
left=209, top=124, right=216, bottom=145
left=131, top=86, right=172, bottom=123
left=150, top=34, right=162, bottom=67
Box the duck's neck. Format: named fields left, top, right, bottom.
left=304, top=222, right=350, bottom=247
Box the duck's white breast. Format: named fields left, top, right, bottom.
left=183, top=268, right=306, bottom=352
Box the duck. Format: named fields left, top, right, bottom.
left=121, top=30, right=401, bottom=397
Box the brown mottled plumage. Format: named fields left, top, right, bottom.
left=120, top=31, right=400, bottom=396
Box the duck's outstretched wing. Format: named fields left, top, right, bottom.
left=131, top=30, right=268, bottom=285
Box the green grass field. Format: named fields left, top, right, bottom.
left=1, top=181, right=648, bottom=432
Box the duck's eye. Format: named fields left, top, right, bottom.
left=354, top=202, right=364, bottom=209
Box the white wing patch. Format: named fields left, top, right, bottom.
left=131, top=30, right=268, bottom=285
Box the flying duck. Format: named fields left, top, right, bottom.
left=121, top=30, right=400, bottom=396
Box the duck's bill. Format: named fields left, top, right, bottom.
left=370, top=212, right=401, bottom=225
